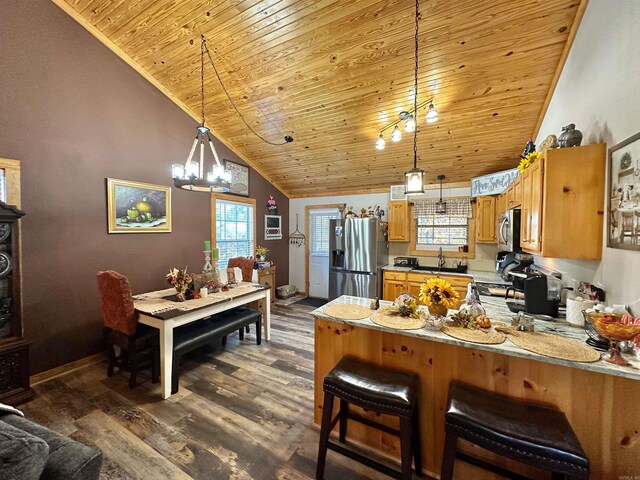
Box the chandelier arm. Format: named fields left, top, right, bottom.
left=199, top=138, right=205, bottom=178
left=206, top=131, right=223, bottom=166
left=184, top=137, right=199, bottom=169
left=202, top=39, right=290, bottom=146
left=379, top=98, right=434, bottom=134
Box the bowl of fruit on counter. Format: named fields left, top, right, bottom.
left=584, top=311, right=640, bottom=366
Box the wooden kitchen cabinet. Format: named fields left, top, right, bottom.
left=475, top=195, right=496, bottom=243
left=506, top=176, right=522, bottom=209
left=520, top=144, right=606, bottom=259
left=382, top=271, right=408, bottom=300
left=387, top=201, right=410, bottom=241
left=496, top=192, right=507, bottom=217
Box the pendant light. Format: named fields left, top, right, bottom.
left=391, top=125, right=402, bottom=142
left=426, top=102, right=439, bottom=123
left=435, top=174, right=447, bottom=214
left=172, top=36, right=231, bottom=192
left=375, top=133, right=386, bottom=150
left=404, top=0, right=425, bottom=195
left=404, top=114, right=416, bottom=133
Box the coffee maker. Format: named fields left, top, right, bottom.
left=507, top=272, right=560, bottom=317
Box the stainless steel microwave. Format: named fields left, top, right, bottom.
left=497, top=209, right=521, bottom=252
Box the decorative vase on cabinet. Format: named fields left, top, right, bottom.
left=0, top=201, right=31, bottom=406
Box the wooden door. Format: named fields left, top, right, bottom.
left=383, top=280, right=407, bottom=301
left=520, top=169, right=532, bottom=250
left=512, top=177, right=522, bottom=207
left=475, top=196, right=496, bottom=243
left=388, top=201, right=409, bottom=241
left=527, top=161, right=544, bottom=253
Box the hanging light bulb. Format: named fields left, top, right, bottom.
left=171, top=164, right=185, bottom=179
left=375, top=133, right=386, bottom=150
left=391, top=125, right=402, bottom=142
left=186, top=160, right=199, bottom=178
left=404, top=114, right=416, bottom=133
left=426, top=102, right=439, bottom=123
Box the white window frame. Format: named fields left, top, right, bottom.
left=211, top=194, right=256, bottom=268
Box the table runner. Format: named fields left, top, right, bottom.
left=134, top=283, right=265, bottom=315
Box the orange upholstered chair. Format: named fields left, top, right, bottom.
left=227, top=257, right=255, bottom=282
left=96, top=270, right=158, bottom=388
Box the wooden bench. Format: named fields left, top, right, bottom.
left=171, top=307, right=262, bottom=394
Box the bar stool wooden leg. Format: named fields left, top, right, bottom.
left=338, top=399, right=348, bottom=443
left=412, top=409, right=422, bottom=476
left=399, top=416, right=413, bottom=480
left=316, top=391, right=335, bottom=480
left=440, top=431, right=457, bottom=480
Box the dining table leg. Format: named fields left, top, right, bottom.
left=159, top=321, right=173, bottom=399
left=264, top=290, right=271, bottom=341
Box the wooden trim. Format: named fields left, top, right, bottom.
left=210, top=194, right=257, bottom=257
left=287, top=182, right=471, bottom=199
left=304, top=203, right=344, bottom=295
left=408, top=200, right=476, bottom=259
left=30, top=352, right=107, bottom=386
left=49, top=0, right=289, bottom=198
left=0, top=158, right=21, bottom=207
left=532, top=0, right=589, bottom=138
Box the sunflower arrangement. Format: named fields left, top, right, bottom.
left=418, top=278, right=460, bottom=309
left=518, top=150, right=540, bottom=173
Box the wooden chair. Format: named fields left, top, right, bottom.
left=227, top=257, right=257, bottom=335
left=620, top=211, right=635, bottom=245
left=96, top=270, right=158, bottom=388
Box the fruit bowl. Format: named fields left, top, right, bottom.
left=584, top=311, right=640, bottom=366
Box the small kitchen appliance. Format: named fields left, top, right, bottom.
left=393, top=257, right=418, bottom=267
left=497, top=209, right=521, bottom=252
left=507, top=272, right=560, bottom=317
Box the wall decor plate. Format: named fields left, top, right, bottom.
left=0, top=223, right=10, bottom=243
left=107, top=178, right=171, bottom=233
left=0, top=252, right=12, bottom=278
left=224, top=160, right=249, bottom=197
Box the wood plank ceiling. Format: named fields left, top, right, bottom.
left=54, top=0, right=585, bottom=198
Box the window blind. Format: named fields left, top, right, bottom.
left=310, top=210, right=340, bottom=256
left=215, top=199, right=254, bottom=268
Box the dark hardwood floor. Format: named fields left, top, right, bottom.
left=22, top=303, right=406, bottom=480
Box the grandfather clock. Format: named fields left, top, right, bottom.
left=0, top=201, right=31, bottom=405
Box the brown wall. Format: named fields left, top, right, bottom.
left=0, top=0, right=289, bottom=374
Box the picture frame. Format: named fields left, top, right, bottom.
left=607, top=131, right=640, bottom=251
left=107, top=178, right=171, bottom=233
left=264, top=214, right=282, bottom=240
left=224, top=159, right=249, bottom=197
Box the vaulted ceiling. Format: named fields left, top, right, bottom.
left=54, top=0, right=586, bottom=197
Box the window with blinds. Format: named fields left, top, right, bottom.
left=415, top=214, right=469, bottom=251
left=309, top=210, right=340, bottom=256
left=215, top=199, right=254, bottom=268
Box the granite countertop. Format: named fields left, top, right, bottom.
left=312, top=295, right=640, bottom=382
left=382, top=265, right=504, bottom=284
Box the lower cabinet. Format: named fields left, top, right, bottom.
left=382, top=270, right=472, bottom=307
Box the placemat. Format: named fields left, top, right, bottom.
left=370, top=311, right=426, bottom=330
left=442, top=325, right=506, bottom=344
left=507, top=331, right=600, bottom=362
left=322, top=304, right=372, bottom=320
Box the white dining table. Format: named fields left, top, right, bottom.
left=133, top=283, right=271, bottom=399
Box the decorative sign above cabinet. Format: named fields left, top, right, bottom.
left=471, top=168, right=519, bottom=197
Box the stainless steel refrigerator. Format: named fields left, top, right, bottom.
left=328, top=218, right=388, bottom=301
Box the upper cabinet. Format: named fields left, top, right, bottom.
left=520, top=144, right=606, bottom=259
left=475, top=196, right=496, bottom=243
left=388, top=200, right=410, bottom=242
left=506, top=176, right=522, bottom=209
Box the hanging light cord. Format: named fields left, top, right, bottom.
left=412, top=0, right=419, bottom=170
left=200, top=35, right=292, bottom=146
left=200, top=36, right=206, bottom=126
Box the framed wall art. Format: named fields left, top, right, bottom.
left=224, top=159, right=249, bottom=197
left=607, top=131, right=640, bottom=250
left=107, top=178, right=172, bottom=233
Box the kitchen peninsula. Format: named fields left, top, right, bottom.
left=312, top=294, right=640, bottom=479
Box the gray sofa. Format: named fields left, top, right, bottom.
left=0, top=412, right=103, bottom=480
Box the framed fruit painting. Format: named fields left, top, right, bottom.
left=107, top=178, right=172, bottom=233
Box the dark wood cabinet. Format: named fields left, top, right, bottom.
left=0, top=201, right=31, bottom=405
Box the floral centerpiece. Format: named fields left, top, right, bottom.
left=419, top=278, right=460, bottom=316
left=256, top=246, right=268, bottom=261
left=166, top=267, right=192, bottom=302
left=518, top=150, right=540, bottom=173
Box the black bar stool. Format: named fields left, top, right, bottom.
left=441, top=382, right=589, bottom=480
left=316, top=356, right=422, bottom=480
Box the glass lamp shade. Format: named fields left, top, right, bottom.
left=426, top=103, right=438, bottom=123
left=186, top=161, right=199, bottom=178
left=212, top=164, right=226, bottom=180
left=391, top=125, right=402, bottom=142
left=435, top=200, right=447, bottom=214
left=171, top=164, right=185, bottom=179
left=404, top=167, right=425, bottom=195
left=375, top=133, right=385, bottom=150
left=404, top=115, right=416, bottom=133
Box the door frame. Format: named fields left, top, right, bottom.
left=304, top=203, right=344, bottom=296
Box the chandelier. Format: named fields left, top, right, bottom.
left=375, top=99, right=438, bottom=151
left=172, top=36, right=231, bottom=192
